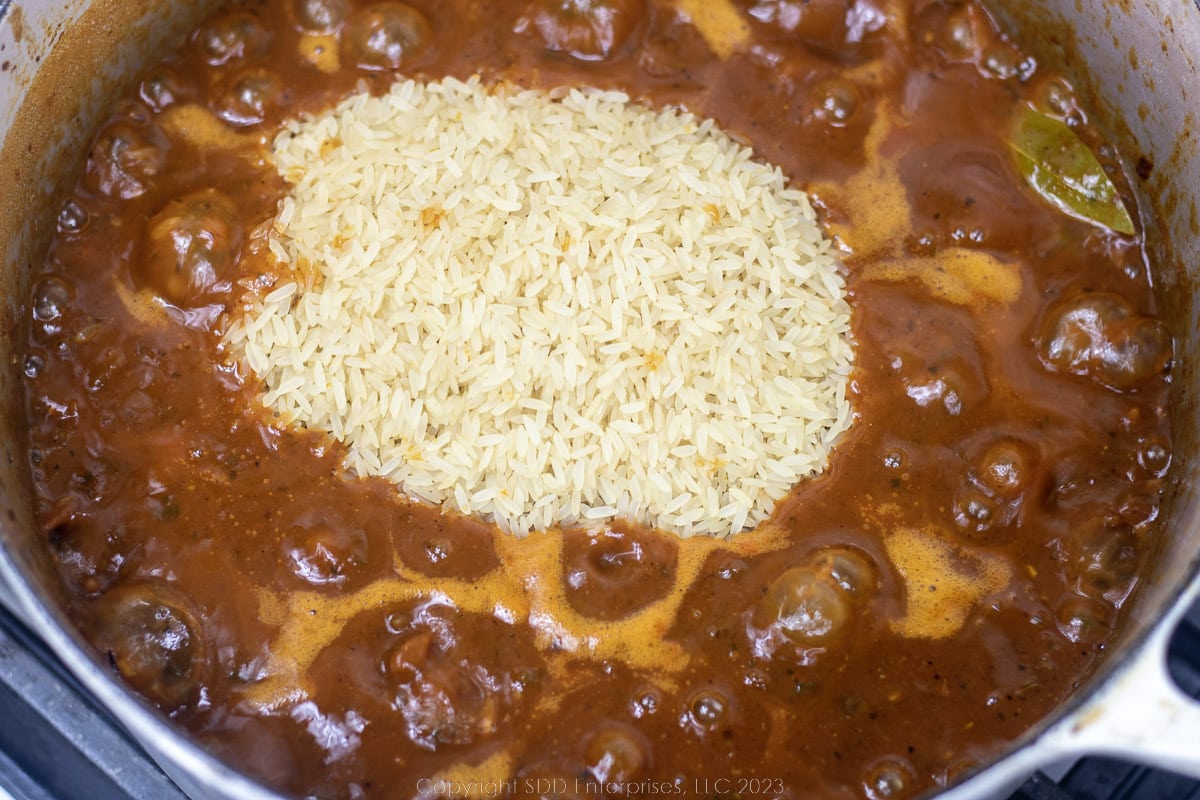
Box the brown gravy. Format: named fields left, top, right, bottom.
left=21, top=0, right=1173, bottom=798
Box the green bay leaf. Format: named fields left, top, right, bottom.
left=1009, top=108, right=1136, bottom=235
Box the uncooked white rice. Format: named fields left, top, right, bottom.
left=222, top=76, right=854, bottom=538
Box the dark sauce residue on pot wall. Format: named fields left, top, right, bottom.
left=20, top=1, right=1174, bottom=798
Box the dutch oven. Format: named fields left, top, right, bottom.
left=0, top=1, right=1198, bottom=798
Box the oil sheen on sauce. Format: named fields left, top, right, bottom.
left=21, top=0, right=1174, bottom=798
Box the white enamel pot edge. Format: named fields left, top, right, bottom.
left=1, top=1, right=1199, bottom=799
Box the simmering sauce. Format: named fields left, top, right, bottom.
left=21, top=1, right=1174, bottom=798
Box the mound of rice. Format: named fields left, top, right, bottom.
left=223, top=76, right=854, bottom=538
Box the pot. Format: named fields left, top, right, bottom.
left=0, top=1, right=1198, bottom=798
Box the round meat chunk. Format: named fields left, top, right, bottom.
left=196, top=11, right=271, bottom=65
left=84, top=121, right=168, bottom=200
left=212, top=67, right=285, bottom=127
left=285, top=521, right=369, bottom=587
left=524, top=0, right=643, bottom=61
left=291, top=0, right=351, bottom=33
left=754, top=566, right=850, bottom=645
left=1039, top=292, right=1171, bottom=390
left=561, top=527, right=677, bottom=620
left=584, top=724, right=649, bottom=784
left=376, top=603, right=537, bottom=750
left=974, top=437, right=1039, bottom=499
left=749, top=0, right=886, bottom=61
left=342, top=2, right=432, bottom=70
left=139, top=189, right=243, bottom=308
left=810, top=546, right=878, bottom=597
left=92, top=582, right=208, bottom=710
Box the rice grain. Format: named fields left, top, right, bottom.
left=222, top=77, right=855, bottom=538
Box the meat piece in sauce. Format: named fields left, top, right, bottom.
left=284, top=515, right=370, bottom=587
left=1039, top=292, right=1172, bottom=390
left=561, top=527, right=678, bottom=620
left=212, top=67, right=287, bottom=127
left=137, top=188, right=242, bottom=308
left=747, top=0, right=888, bottom=62
left=910, top=0, right=1029, bottom=79
left=342, top=2, right=432, bottom=70
left=195, top=10, right=272, bottom=66
left=290, top=0, right=352, bottom=33
left=377, top=602, right=533, bottom=750
left=750, top=547, right=877, bottom=658
left=520, top=0, right=644, bottom=61
left=83, top=120, right=169, bottom=200
left=954, top=436, right=1044, bottom=534
left=91, top=582, right=210, bottom=710
left=584, top=724, right=651, bottom=784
